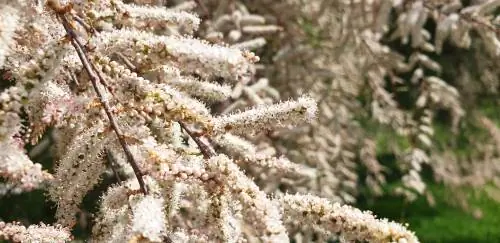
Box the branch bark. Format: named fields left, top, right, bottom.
left=59, top=16, right=148, bottom=195
left=179, top=121, right=216, bottom=158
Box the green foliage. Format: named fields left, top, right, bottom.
left=358, top=183, right=500, bottom=243
left=0, top=189, right=55, bottom=224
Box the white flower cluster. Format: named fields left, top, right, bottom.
left=0, top=141, right=52, bottom=193
left=91, top=29, right=256, bottom=82
left=279, top=194, right=419, bottom=243
left=117, top=3, right=201, bottom=33
left=130, top=195, right=167, bottom=242
left=0, top=221, right=71, bottom=243
left=0, top=1, right=21, bottom=67
left=213, top=96, right=317, bottom=135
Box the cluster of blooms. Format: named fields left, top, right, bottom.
left=0, top=0, right=418, bottom=242
left=0, top=221, right=71, bottom=243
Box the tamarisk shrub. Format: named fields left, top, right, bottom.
left=0, top=0, right=418, bottom=242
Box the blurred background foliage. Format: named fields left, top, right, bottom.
left=355, top=97, right=500, bottom=243
left=361, top=97, right=500, bottom=243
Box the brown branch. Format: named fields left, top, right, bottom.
left=179, top=121, right=216, bottom=158
left=116, top=53, right=138, bottom=73
left=71, top=13, right=139, bottom=76
left=72, top=14, right=97, bottom=34
left=60, top=17, right=148, bottom=195
left=67, top=70, right=80, bottom=86
left=88, top=57, right=116, bottom=95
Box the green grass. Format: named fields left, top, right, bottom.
left=357, top=184, right=500, bottom=243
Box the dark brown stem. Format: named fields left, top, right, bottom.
left=88, top=56, right=116, bottom=95
left=179, top=121, right=216, bottom=158
left=72, top=14, right=97, bottom=34
left=60, top=17, right=148, bottom=194
left=64, top=29, right=115, bottom=95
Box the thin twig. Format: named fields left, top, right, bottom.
left=65, top=30, right=115, bottom=95
left=179, top=121, right=216, bottom=158
left=60, top=17, right=148, bottom=195
left=72, top=14, right=97, bottom=34
left=116, top=53, right=138, bottom=73
left=73, top=12, right=140, bottom=76
left=88, top=57, right=116, bottom=95
left=67, top=70, right=80, bottom=86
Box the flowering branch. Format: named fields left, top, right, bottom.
left=56, top=13, right=148, bottom=195
left=0, top=1, right=423, bottom=241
